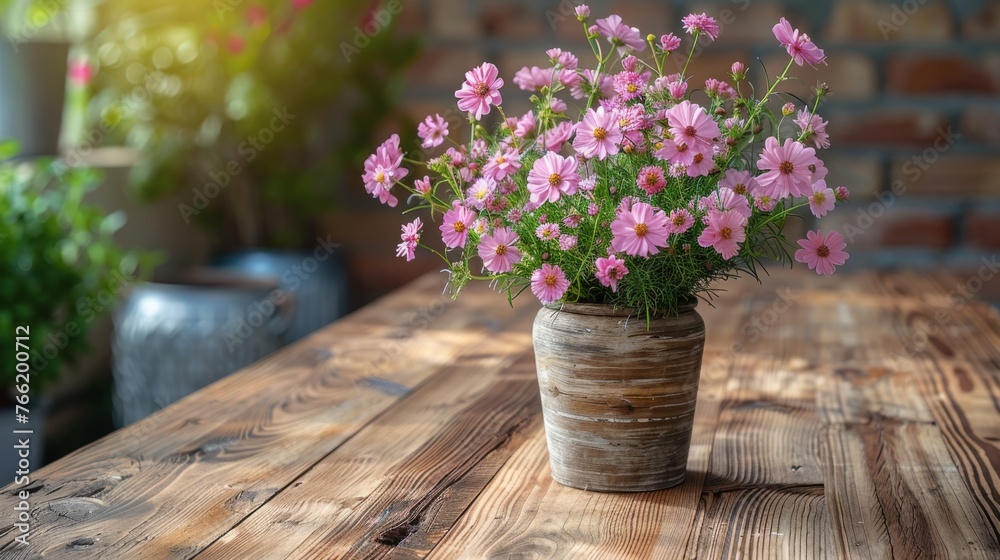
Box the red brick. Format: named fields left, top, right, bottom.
left=961, top=105, right=1000, bottom=145
left=405, top=47, right=486, bottom=91
left=685, top=2, right=792, bottom=45
left=887, top=54, right=998, bottom=95
left=891, top=155, right=1000, bottom=197
left=428, top=0, right=478, bottom=40
left=821, top=155, right=883, bottom=200
left=756, top=51, right=878, bottom=101
left=481, top=1, right=545, bottom=38
left=821, top=206, right=955, bottom=251
left=826, top=109, right=949, bottom=147
left=608, top=1, right=672, bottom=36
left=964, top=1, right=1000, bottom=41
left=394, top=1, right=427, bottom=35
left=825, top=0, right=953, bottom=43
left=965, top=210, right=1000, bottom=251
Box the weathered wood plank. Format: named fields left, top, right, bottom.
left=196, top=327, right=540, bottom=560
left=0, top=275, right=522, bottom=559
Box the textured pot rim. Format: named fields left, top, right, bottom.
left=542, top=299, right=699, bottom=318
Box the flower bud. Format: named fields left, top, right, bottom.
left=835, top=186, right=850, bottom=201
left=730, top=61, right=746, bottom=79
left=752, top=124, right=763, bottom=134
left=575, top=5, right=590, bottom=21
left=714, top=107, right=727, bottom=116
left=781, top=102, right=795, bottom=116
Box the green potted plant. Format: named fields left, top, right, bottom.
left=0, top=139, right=153, bottom=469
left=85, top=0, right=418, bottom=340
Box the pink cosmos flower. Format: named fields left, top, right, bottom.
left=667, top=100, right=721, bottom=154
left=395, top=218, right=422, bottom=262
left=588, top=203, right=600, bottom=216
left=478, top=227, right=522, bottom=273
left=558, top=234, right=578, bottom=251
left=703, top=188, right=752, bottom=219
left=563, top=214, right=582, bottom=228
left=595, top=255, right=629, bottom=293
left=527, top=152, right=580, bottom=205
left=667, top=79, right=688, bottom=99
left=417, top=114, right=449, bottom=148
left=755, top=195, right=777, bottom=212
left=794, top=109, right=831, bottom=149
left=636, top=165, right=667, bottom=195
left=455, top=62, right=504, bottom=120
left=808, top=180, right=835, bottom=218
left=515, top=111, right=537, bottom=138
left=439, top=202, right=476, bottom=249
left=666, top=208, right=694, bottom=234
left=536, top=222, right=561, bottom=241
left=465, top=178, right=496, bottom=210
left=595, top=14, right=647, bottom=52
left=513, top=66, right=553, bottom=91
left=362, top=134, right=408, bottom=208
left=719, top=169, right=759, bottom=196
left=550, top=98, right=568, bottom=113
left=575, top=5, right=590, bottom=20
left=731, top=61, right=746, bottom=78
left=530, top=264, right=570, bottom=304
left=697, top=210, right=746, bottom=260
left=610, top=202, right=670, bottom=257
left=660, top=33, right=681, bottom=51
left=482, top=148, right=522, bottom=182
left=756, top=137, right=820, bottom=199
left=782, top=102, right=796, bottom=116
left=654, top=139, right=693, bottom=167
left=682, top=13, right=720, bottom=41
left=547, top=48, right=579, bottom=69
left=795, top=230, right=848, bottom=276
left=414, top=175, right=432, bottom=195
left=574, top=107, right=623, bottom=160
left=686, top=152, right=714, bottom=177
left=543, top=121, right=574, bottom=151
left=613, top=71, right=647, bottom=101
left=772, top=17, right=826, bottom=66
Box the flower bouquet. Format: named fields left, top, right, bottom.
left=363, top=7, right=849, bottom=491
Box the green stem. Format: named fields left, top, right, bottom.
left=680, top=30, right=700, bottom=79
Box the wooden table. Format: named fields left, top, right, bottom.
left=3, top=270, right=1000, bottom=559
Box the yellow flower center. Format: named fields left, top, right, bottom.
left=545, top=274, right=558, bottom=286
left=375, top=171, right=386, bottom=183
left=548, top=173, right=562, bottom=186
left=813, top=192, right=826, bottom=204
left=474, top=82, right=489, bottom=96
left=693, top=153, right=704, bottom=164
left=720, top=227, right=732, bottom=240
left=453, top=222, right=466, bottom=233
left=495, top=244, right=507, bottom=256
left=593, top=127, right=608, bottom=140
left=734, top=183, right=746, bottom=194
left=634, top=223, right=648, bottom=237
left=627, top=84, right=638, bottom=93
left=779, top=161, right=794, bottom=174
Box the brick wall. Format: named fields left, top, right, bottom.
left=326, top=0, right=1000, bottom=307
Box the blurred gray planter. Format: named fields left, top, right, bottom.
left=0, top=41, right=68, bottom=157
left=111, top=273, right=294, bottom=427
left=213, top=249, right=348, bottom=343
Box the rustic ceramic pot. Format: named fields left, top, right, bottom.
left=532, top=302, right=706, bottom=492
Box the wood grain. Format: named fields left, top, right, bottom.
left=1, top=269, right=998, bottom=559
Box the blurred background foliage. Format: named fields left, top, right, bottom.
left=85, top=0, right=419, bottom=249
